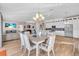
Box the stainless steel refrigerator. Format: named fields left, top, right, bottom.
left=65, top=24, right=73, bottom=37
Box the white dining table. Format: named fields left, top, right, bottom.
left=30, top=36, right=47, bottom=56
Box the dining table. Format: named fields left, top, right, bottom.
left=29, top=36, right=47, bottom=56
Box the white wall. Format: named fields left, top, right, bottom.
left=0, top=13, right=2, bottom=47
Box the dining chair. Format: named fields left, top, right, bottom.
left=19, top=32, right=25, bottom=50
left=18, top=25, right=25, bottom=49
left=23, top=32, right=36, bottom=56
left=39, top=35, right=55, bottom=56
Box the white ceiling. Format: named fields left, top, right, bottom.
left=0, top=3, right=79, bottom=22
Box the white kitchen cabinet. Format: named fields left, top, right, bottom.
left=55, top=31, right=64, bottom=36
left=6, top=33, right=19, bottom=41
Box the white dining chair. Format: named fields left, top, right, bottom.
left=18, top=25, right=25, bottom=50
left=23, top=32, right=36, bottom=56
left=19, top=32, right=25, bottom=50
left=39, top=35, right=55, bottom=56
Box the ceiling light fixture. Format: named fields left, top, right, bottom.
left=33, top=12, right=45, bottom=21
